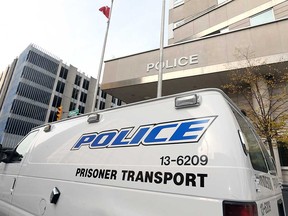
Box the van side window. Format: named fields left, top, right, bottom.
left=259, top=140, right=277, bottom=175
left=233, top=111, right=268, bottom=173
left=13, top=130, right=39, bottom=162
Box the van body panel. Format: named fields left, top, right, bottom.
left=0, top=89, right=285, bottom=216
left=0, top=161, right=23, bottom=216
left=12, top=176, right=224, bottom=216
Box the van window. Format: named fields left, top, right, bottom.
left=233, top=110, right=268, bottom=173
left=14, top=130, right=38, bottom=162
left=259, top=140, right=277, bottom=175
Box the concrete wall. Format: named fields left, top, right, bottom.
left=103, top=19, right=288, bottom=89
left=170, top=0, right=287, bottom=43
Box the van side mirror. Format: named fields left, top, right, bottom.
left=0, top=144, right=13, bottom=163
left=0, top=144, right=6, bottom=163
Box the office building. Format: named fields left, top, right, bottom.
left=0, top=44, right=123, bottom=148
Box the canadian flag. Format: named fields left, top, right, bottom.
left=99, top=6, right=110, bottom=19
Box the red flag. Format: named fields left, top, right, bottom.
left=99, top=6, right=110, bottom=19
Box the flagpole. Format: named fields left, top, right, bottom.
left=157, top=0, right=165, bottom=98
left=91, top=0, right=114, bottom=112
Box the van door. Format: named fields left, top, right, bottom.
left=0, top=153, right=20, bottom=216
left=0, top=130, right=39, bottom=216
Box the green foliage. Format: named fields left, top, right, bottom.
left=223, top=48, right=288, bottom=158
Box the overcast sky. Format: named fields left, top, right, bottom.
left=0, top=0, right=169, bottom=78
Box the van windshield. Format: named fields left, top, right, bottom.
left=232, top=109, right=276, bottom=175
left=14, top=130, right=39, bottom=162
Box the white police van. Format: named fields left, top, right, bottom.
left=0, top=89, right=286, bottom=216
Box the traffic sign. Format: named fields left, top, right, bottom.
left=68, top=109, right=79, bottom=117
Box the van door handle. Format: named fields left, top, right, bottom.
left=10, top=178, right=16, bottom=195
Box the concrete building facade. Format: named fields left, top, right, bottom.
left=102, top=0, right=288, bottom=103
left=101, top=0, right=288, bottom=182
left=0, top=44, right=123, bottom=148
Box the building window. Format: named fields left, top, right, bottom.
left=52, top=95, right=62, bottom=108
left=82, top=79, right=90, bottom=90
left=279, top=142, right=288, bottom=166
left=111, top=97, right=116, bottom=108
left=95, top=99, right=99, bottom=109
left=99, top=101, right=105, bottom=110
left=22, top=66, right=55, bottom=89
left=59, top=67, right=68, bottom=79
left=48, top=111, right=57, bottom=122
left=5, top=118, right=39, bottom=136
left=56, top=81, right=65, bottom=94
left=205, top=27, right=229, bottom=37
left=11, top=100, right=47, bottom=121
left=174, top=0, right=184, bottom=7
left=80, top=92, right=87, bottom=103
left=78, top=105, right=85, bottom=114
left=117, top=99, right=122, bottom=106
left=250, top=8, right=275, bottom=26
left=74, top=75, right=82, bottom=86
left=70, top=102, right=76, bottom=111
left=218, top=0, right=227, bottom=4
left=101, top=91, right=107, bottom=99
left=72, top=88, right=79, bottom=100
left=26, top=51, right=59, bottom=74
left=220, top=27, right=229, bottom=33
left=17, top=82, right=51, bottom=105
left=173, top=19, right=184, bottom=28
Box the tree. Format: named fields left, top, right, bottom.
left=223, top=48, right=288, bottom=160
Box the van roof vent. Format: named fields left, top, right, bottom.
left=175, top=94, right=201, bottom=109
left=44, top=124, right=52, bottom=132
left=87, top=114, right=100, bottom=123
